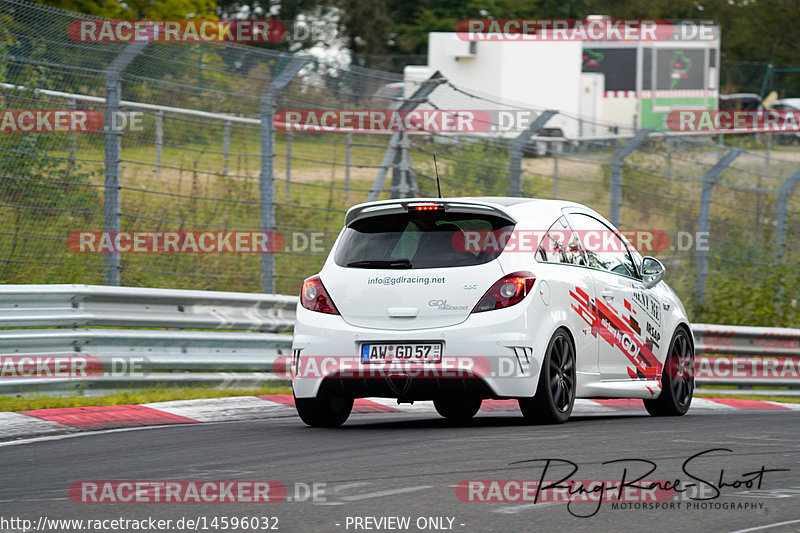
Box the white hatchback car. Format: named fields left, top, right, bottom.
left=291, top=197, right=694, bottom=426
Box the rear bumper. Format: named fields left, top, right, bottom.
left=291, top=304, right=542, bottom=400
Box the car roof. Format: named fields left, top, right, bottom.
left=775, top=98, right=800, bottom=109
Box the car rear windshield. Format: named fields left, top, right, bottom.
left=334, top=212, right=515, bottom=269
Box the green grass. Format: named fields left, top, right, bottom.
left=1, top=126, right=798, bottom=323
left=0, top=384, right=292, bottom=412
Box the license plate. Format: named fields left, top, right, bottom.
left=361, top=343, right=442, bottom=364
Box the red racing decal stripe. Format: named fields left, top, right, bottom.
left=569, top=286, right=596, bottom=331
left=595, top=298, right=661, bottom=379
left=19, top=405, right=198, bottom=429
left=571, top=285, right=662, bottom=381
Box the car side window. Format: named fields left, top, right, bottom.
left=538, top=216, right=585, bottom=266
left=567, top=213, right=638, bottom=278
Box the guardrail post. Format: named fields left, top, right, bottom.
left=609, top=128, right=653, bottom=226
left=104, top=41, right=149, bottom=286
left=775, top=168, right=800, bottom=260
left=260, top=56, right=309, bottom=294
left=509, top=110, right=558, bottom=197
left=367, top=71, right=445, bottom=201
left=155, top=109, right=163, bottom=178
left=694, top=148, right=743, bottom=308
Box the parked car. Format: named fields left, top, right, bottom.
left=718, top=93, right=762, bottom=112
left=291, top=197, right=694, bottom=426
left=772, top=98, right=800, bottom=145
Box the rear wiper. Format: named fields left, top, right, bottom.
left=346, top=259, right=413, bottom=269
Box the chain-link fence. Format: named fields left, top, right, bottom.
left=0, top=0, right=798, bottom=326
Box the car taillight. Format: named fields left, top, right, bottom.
left=407, top=202, right=444, bottom=212
left=471, top=271, right=535, bottom=313
left=300, top=275, right=339, bottom=315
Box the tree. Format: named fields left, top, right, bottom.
left=31, top=0, right=216, bottom=19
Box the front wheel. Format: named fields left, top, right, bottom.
left=519, top=329, right=575, bottom=424
left=434, top=396, right=482, bottom=420
left=643, top=328, right=694, bottom=416
left=294, top=394, right=353, bottom=427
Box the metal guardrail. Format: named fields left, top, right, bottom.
left=692, top=323, right=800, bottom=389
left=693, top=323, right=800, bottom=357
left=0, top=285, right=296, bottom=393
left=0, top=286, right=797, bottom=394
left=0, top=284, right=297, bottom=330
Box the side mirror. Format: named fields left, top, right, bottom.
left=641, top=256, right=665, bottom=289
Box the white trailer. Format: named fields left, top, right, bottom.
left=406, top=23, right=720, bottom=139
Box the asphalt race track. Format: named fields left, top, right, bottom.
left=2, top=406, right=799, bottom=533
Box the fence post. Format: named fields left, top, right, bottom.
left=694, top=148, right=743, bottom=308
left=68, top=98, right=77, bottom=174
left=390, top=134, right=417, bottom=198
left=345, top=132, right=352, bottom=203
left=260, top=56, right=309, bottom=294
left=765, top=132, right=772, bottom=179
left=284, top=131, right=292, bottom=199
left=103, top=41, right=148, bottom=286
left=553, top=141, right=559, bottom=199
left=367, top=71, right=445, bottom=201
left=369, top=132, right=400, bottom=201
left=609, top=128, right=652, bottom=226
left=155, top=109, right=163, bottom=178
left=775, top=168, right=800, bottom=260
left=223, top=120, right=231, bottom=177
left=508, top=110, right=558, bottom=197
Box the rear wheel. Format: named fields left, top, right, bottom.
left=434, top=396, right=482, bottom=420
left=519, top=329, right=575, bottom=424
left=643, top=328, right=694, bottom=416
left=294, top=394, right=353, bottom=427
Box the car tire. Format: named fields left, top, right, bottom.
left=643, top=328, right=694, bottom=416
left=519, top=329, right=575, bottom=424
left=433, top=397, right=482, bottom=420
left=294, top=394, right=353, bottom=427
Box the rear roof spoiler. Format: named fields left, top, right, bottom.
left=344, top=199, right=518, bottom=226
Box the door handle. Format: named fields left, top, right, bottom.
left=387, top=307, right=418, bottom=318
left=600, top=290, right=614, bottom=300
